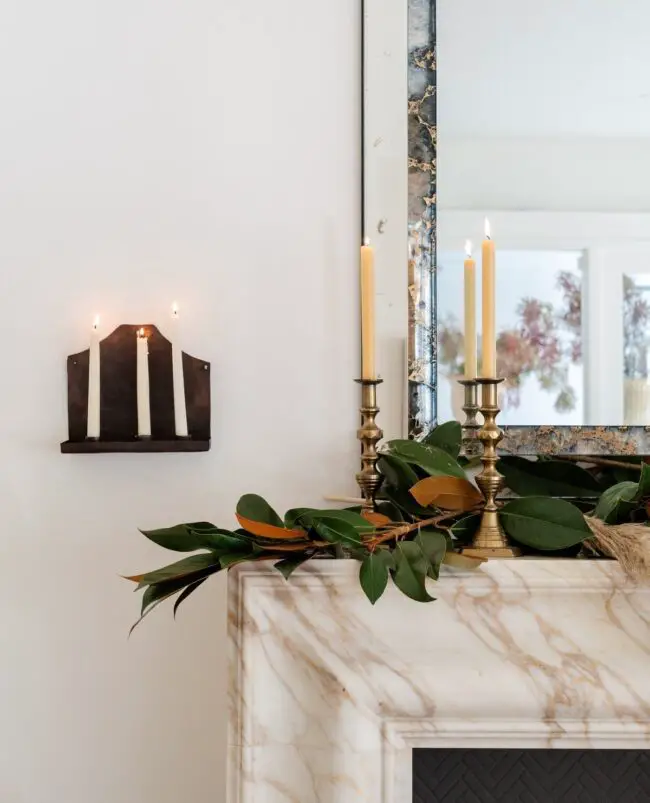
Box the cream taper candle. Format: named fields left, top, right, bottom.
left=170, top=303, right=188, bottom=437
left=86, top=315, right=101, bottom=439
left=360, top=237, right=376, bottom=380
left=463, top=241, right=477, bottom=379
left=136, top=327, right=151, bottom=438
left=481, top=219, right=496, bottom=377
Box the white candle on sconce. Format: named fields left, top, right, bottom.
left=86, top=315, right=101, bottom=439
left=136, top=327, right=151, bottom=438
left=171, top=302, right=189, bottom=438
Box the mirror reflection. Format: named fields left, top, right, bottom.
left=436, top=0, right=650, bottom=426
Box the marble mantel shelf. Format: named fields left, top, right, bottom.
left=227, top=559, right=650, bottom=803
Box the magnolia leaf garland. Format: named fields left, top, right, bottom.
left=125, top=423, right=650, bottom=629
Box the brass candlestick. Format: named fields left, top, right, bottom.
left=458, top=379, right=481, bottom=457
left=462, top=378, right=521, bottom=558
left=355, top=378, right=384, bottom=511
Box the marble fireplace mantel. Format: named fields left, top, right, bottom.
left=227, top=559, right=650, bottom=802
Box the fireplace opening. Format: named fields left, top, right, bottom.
left=413, top=748, right=650, bottom=802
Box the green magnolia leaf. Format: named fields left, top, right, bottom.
left=391, top=541, right=435, bottom=602
left=413, top=529, right=447, bottom=580
left=236, top=494, right=284, bottom=527
left=383, top=440, right=466, bottom=480
left=274, top=555, right=311, bottom=579
left=283, top=508, right=315, bottom=529
left=594, top=481, right=639, bottom=523
left=173, top=578, right=207, bottom=618
left=139, top=521, right=216, bottom=552
left=359, top=549, right=394, bottom=604
left=219, top=554, right=254, bottom=569
left=450, top=513, right=481, bottom=545
left=499, top=456, right=602, bottom=498
left=192, top=528, right=254, bottom=554
left=442, top=551, right=486, bottom=570
left=383, top=486, right=437, bottom=519
left=130, top=567, right=219, bottom=635
left=302, top=509, right=374, bottom=532
left=377, top=454, right=419, bottom=489
left=132, top=552, right=221, bottom=589
left=500, top=497, right=591, bottom=550
left=375, top=500, right=404, bottom=522
left=636, top=464, right=650, bottom=500
left=423, top=421, right=462, bottom=458
left=310, top=516, right=364, bottom=547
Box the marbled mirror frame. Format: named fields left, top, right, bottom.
left=406, top=0, right=650, bottom=455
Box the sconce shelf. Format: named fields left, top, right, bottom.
left=61, top=323, right=211, bottom=454
left=60, top=439, right=210, bottom=454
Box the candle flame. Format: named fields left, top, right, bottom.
left=484, top=218, right=491, bottom=239
left=137, top=327, right=147, bottom=338
left=92, top=315, right=100, bottom=331
left=172, top=301, right=179, bottom=319
left=465, top=240, right=472, bottom=258
left=362, top=236, right=370, bottom=247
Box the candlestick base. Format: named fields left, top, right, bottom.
left=355, top=378, right=384, bottom=512
left=461, top=378, right=522, bottom=559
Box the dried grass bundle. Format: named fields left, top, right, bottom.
left=584, top=516, right=650, bottom=580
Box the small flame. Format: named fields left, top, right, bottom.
left=465, top=240, right=472, bottom=258
left=172, top=301, right=179, bottom=319
left=92, top=315, right=100, bottom=331
left=137, top=327, right=147, bottom=338
left=484, top=218, right=491, bottom=239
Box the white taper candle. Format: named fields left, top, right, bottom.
left=136, top=327, right=151, bottom=438
left=86, top=316, right=101, bottom=439
left=171, top=303, right=188, bottom=437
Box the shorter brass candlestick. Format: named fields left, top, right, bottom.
left=458, top=379, right=481, bottom=457
left=355, top=378, right=384, bottom=511
left=462, top=378, right=521, bottom=559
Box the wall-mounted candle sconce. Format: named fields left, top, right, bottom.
left=61, top=313, right=210, bottom=454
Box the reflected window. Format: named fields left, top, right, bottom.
left=437, top=250, right=583, bottom=426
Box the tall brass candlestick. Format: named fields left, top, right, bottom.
left=355, top=378, right=384, bottom=511
left=462, top=378, right=521, bottom=558
left=458, top=379, right=480, bottom=457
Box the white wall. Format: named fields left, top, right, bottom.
left=0, top=3, right=361, bottom=803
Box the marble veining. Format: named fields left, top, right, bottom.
left=228, top=559, right=650, bottom=802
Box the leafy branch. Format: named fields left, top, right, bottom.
left=124, top=419, right=650, bottom=631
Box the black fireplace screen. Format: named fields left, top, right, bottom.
left=413, top=749, right=650, bottom=802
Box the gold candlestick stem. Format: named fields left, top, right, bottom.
left=355, top=378, right=384, bottom=512
left=458, top=379, right=481, bottom=457
left=462, top=378, right=521, bottom=558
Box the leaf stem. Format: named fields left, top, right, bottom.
left=366, top=508, right=481, bottom=547
left=555, top=455, right=643, bottom=472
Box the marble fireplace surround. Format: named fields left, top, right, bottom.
left=227, top=559, right=650, bottom=802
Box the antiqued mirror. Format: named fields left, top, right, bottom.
left=364, top=0, right=650, bottom=453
